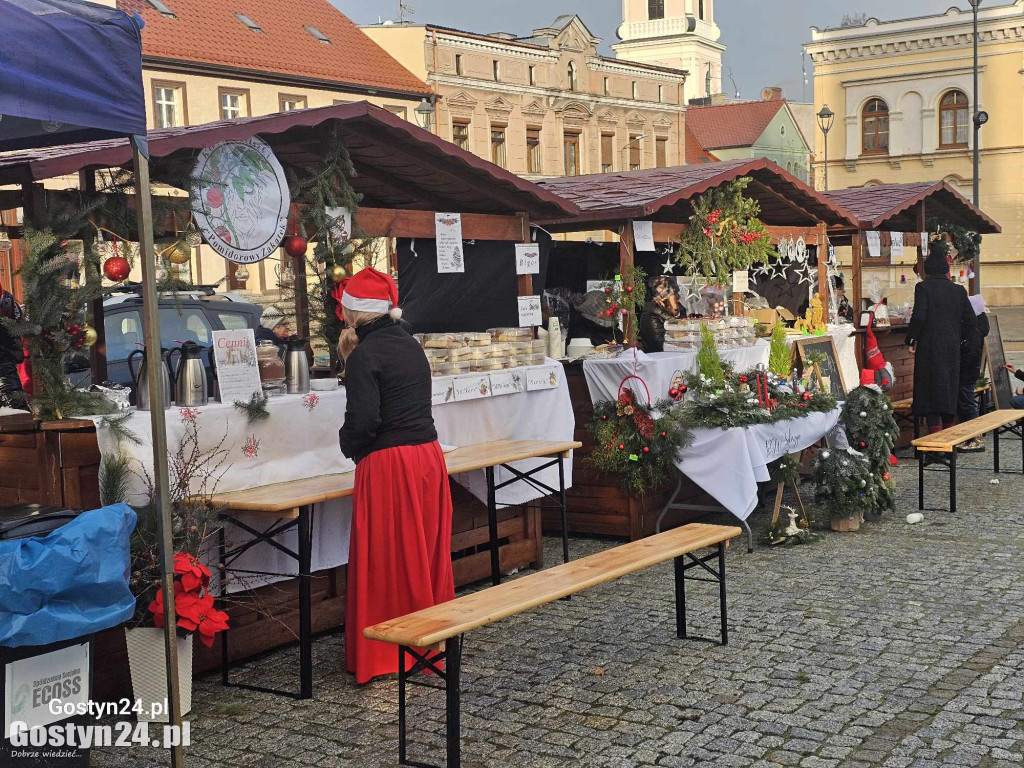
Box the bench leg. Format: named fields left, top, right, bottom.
left=993, top=428, right=1000, bottom=473
left=445, top=635, right=463, bottom=768
left=718, top=542, right=728, bottom=647
left=949, top=452, right=957, bottom=515
left=674, top=554, right=686, bottom=639
left=398, top=646, right=409, bottom=766
left=485, top=467, right=500, bottom=587
left=298, top=504, right=314, bottom=700
left=396, top=637, right=464, bottom=768
left=558, top=455, right=569, bottom=566
left=918, top=450, right=925, bottom=511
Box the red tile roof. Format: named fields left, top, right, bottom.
left=685, top=100, right=787, bottom=151
left=685, top=124, right=718, bottom=164
left=119, top=0, right=430, bottom=97
left=822, top=182, right=1001, bottom=233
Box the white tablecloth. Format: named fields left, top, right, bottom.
left=675, top=408, right=841, bottom=521
left=92, top=367, right=574, bottom=590
left=582, top=341, right=770, bottom=405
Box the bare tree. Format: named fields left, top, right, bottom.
left=840, top=13, right=868, bottom=27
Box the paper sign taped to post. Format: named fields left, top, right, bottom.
left=515, top=243, right=540, bottom=275
left=732, top=270, right=750, bottom=293
left=518, top=295, right=542, bottom=327
left=633, top=220, right=656, bottom=252
left=435, top=213, right=464, bottom=273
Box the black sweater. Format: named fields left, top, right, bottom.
left=339, top=316, right=437, bottom=464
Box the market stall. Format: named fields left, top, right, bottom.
left=0, top=102, right=579, bottom=698
left=532, top=159, right=856, bottom=539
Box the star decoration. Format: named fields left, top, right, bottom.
left=795, top=259, right=816, bottom=287
left=681, top=277, right=704, bottom=306
left=767, top=258, right=790, bottom=281
left=661, top=256, right=675, bottom=275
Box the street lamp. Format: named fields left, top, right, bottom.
left=968, top=0, right=987, bottom=290
left=816, top=104, right=835, bottom=191
left=415, top=98, right=435, bottom=132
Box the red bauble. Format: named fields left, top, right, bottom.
left=601, top=414, right=608, bottom=421
left=604, top=287, right=612, bottom=294
left=679, top=384, right=688, bottom=394
left=103, top=255, right=131, bottom=282
left=860, top=441, right=867, bottom=448
left=802, top=392, right=812, bottom=401
left=668, top=388, right=679, bottom=399
left=283, top=235, right=308, bottom=259
left=617, top=444, right=625, bottom=451
left=660, top=431, right=667, bottom=438
left=883, top=472, right=891, bottom=481
left=642, top=446, right=650, bottom=454
left=625, top=285, right=634, bottom=293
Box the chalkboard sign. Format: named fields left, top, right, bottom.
left=795, top=336, right=847, bottom=395
left=987, top=315, right=1013, bottom=409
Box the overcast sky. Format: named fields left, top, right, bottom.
left=335, top=0, right=957, bottom=102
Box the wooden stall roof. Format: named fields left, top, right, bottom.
left=0, top=101, right=576, bottom=220
left=534, top=157, right=856, bottom=231
left=822, top=181, right=1001, bottom=234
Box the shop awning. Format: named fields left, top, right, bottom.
left=534, top=157, right=856, bottom=231
left=0, top=0, right=146, bottom=150
left=821, top=181, right=1001, bottom=234
left=0, top=102, right=576, bottom=220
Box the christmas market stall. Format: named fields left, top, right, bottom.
left=532, top=158, right=857, bottom=542
left=821, top=182, right=1001, bottom=442
left=0, top=102, right=580, bottom=701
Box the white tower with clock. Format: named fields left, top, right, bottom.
left=613, top=0, right=725, bottom=103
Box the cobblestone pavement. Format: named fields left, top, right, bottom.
left=93, top=442, right=1024, bottom=768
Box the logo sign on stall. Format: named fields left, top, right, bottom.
left=191, top=137, right=290, bottom=264
left=5, top=642, right=89, bottom=736
left=515, top=243, right=540, bottom=275
left=518, top=295, right=543, bottom=327
left=435, top=213, right=465, bottom=273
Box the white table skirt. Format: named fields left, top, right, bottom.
left=582, top=341, right=770, bottom=406
left=92, top=367, right=575, bottom=591
left=675, top=407, right=841, bottom=521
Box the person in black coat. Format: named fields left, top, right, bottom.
left=956, top=294, right=990, bottom=450
left=906, top=244, right=976, bottom=434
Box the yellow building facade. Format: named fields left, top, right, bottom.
left=805, top=2, right=1024, bottom=306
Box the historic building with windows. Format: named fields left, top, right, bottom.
left=614, top=0, right=724, bottom=103
left=805, top=2, right=1024, bottom=304
left=363, top=14, right=689, bottom=179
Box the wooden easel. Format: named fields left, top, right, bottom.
left=769, top=451, right=809, bottom=527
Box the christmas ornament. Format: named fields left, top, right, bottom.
left=168, top=241, right=192, bottom=265
left=883, top=472, right=891, bottom=481
left=234, top=264, right=250, bottom=282
left=328, top=264, right=346, bottom=283
left=802, top=392, right=812, bottom=402
left=283, top=235, right=308, bottom=259
left=82, top=325, right=97, bottom=347
left=103, top=255, right=131, bottom=282
left=184, top=224, right=203, bottom=248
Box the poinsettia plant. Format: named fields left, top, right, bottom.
left=146, top=554, right=229, bottom=648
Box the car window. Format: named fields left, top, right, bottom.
left=104, top=310, right=144, bottom=361
left=159, top=308, right=212, bottom=348
left=218, top=312, right=251, bottom=331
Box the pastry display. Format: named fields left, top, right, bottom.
left=664, top=317, right=756, bottom=350
left=464, top=332, right=492, bottom=347
left=488, top=327, right=533, bottom=343
left=422, top=333, right=462, bottom=349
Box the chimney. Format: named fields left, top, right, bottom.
left=761, top=87, right=783, bottom=102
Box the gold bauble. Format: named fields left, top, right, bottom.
left=328, top=264, right=346, bottom=283
left=82, top=326, right=98, bottom=347
left=168, top=242, right=192, bottom=265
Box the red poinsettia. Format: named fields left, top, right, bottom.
left=176, top=592, right=230, bottom=648
left=148, top=581, right=185, bottom=629
left=174, top=552, right=211, bottom=593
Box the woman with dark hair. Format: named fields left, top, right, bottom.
left=0, top=282, right=27, bottom=410
left=906, top=241, right=976, bottom=434
left=639, top=276, right=682, bottom=352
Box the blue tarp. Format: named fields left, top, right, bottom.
left=0, top=504, right=137, bottom=648
left=0, top=0, right=146, bottom=151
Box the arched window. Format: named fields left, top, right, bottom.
left=862, top=98, right=889, bottom=154
left=648, top=0, right=665, bottom=20
left=939, top=90, right=969, bottom=148
left=567, top=61, right=577, bottom=92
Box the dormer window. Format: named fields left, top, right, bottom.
left=146, top=0, right=176, bottom=19
left=234, top=13, right=262, bottom=33
left=304, top=26, right=330, bottom=44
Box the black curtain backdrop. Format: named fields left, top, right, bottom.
left=396, top=232, right=551, bottom=334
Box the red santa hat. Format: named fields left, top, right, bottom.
left=341, top=267, right=402, bottom=320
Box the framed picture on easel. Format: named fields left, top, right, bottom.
left=794, top=335, right=847, bottom=395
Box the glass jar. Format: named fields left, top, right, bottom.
left=256, top=341, right=285, bottom=386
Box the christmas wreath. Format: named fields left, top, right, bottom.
left=587, top=376, right=692, bottom=495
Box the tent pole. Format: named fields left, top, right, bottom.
left=131, top=136, right=186, bottom=768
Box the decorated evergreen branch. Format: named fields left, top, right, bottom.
left=674, top=178, right=775, bottom=278
left=841, top=386, right=899, bottom=515
left=233, top=390, right=271, bottom=423
left=768, top=322, right=792, bottom=377
left=696, top=324, right=726, bottom=386
left=768, top=453, right=801, bottom=485
left=596, top=265, right=647, bottom=346
left=587, top=386, right=692, bottom=495
left=813, top=447, right=877, bottom=523
left=927, top=219, right=981, bottom=265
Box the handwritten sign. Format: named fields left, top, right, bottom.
left=453, top=374, right=491, bottom=402
left=518, top=295, right=542, bottom=327
left=515, top=243, right=540, bottom=275
left=490, top=369, right=525, bottom=397
left=632, top=220, right=656, bottom=252
left=431, top=376, right=456, bottom=406
left=764, top=429, right=804, bottom=461
left=526, top=364, right=560, bottom=391
left=732, top=270, right=749, bottom=294
left=212, top=329, right=262, bottom=403
left=435, top=212, right=464, bottom=273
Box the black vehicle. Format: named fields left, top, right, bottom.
left=68, top=289, right=263, bottom=397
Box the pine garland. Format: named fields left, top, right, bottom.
left=841, top=386, right=899, bottom=515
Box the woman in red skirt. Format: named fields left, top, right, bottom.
left=338, top=267, right=454, bottom=684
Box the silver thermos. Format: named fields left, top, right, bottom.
left=170, top=342, right=210, bottom=407
left=126, top=347, right=172, bottom=411
left=285, top=337, right=310, bottom=395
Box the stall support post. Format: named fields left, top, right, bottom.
left=79, top=170, right=107, bottom=384
left=851, top=232, right=863, bottom=321
left=817, top=222, right=829, bottom=307
left=293, top=253, right=310, bottom=340
left=517, top=212, right=533, bottom=297
left=916, top=201, right=927, bottom=280
left=619, top=220, right=636, bottom=347
left=132, top=136, right=186, bottom=768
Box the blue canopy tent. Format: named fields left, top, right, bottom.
left=0, top=3, right=185, bottom=764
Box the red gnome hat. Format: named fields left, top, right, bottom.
left=340, top=267, right=402, bottom=321
left=859, top=312, right=890, bottom=388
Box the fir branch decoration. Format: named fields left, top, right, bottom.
left=927, top=218, right=982, bottom=265
left=100, top=451, right=135, bottom=506
left=674, top=178, right=776, bottom=279
left=768, top=322, right=792, bottom=377
left=233, top=390, right=270, bottom=423
left=813, top=447, right=876, bottom=522
left=596, top=265, right=647, bottom=346
left=100, top=412, right=142, bottom=447
left=696, top=324, right=726, bottom=386
left=769, top=453, right=801, bottom=485
left=841, top=386, right=899, bottom=515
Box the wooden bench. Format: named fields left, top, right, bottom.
left=911, top=409, right=1024, bottom=513
left=364, top=522, right=742, bottom=768
left=893, top=385, right=993, bottom=440
left=205, top=439, right=580, bottom=700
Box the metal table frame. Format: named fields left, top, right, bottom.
left=655, top=473, right=754, bottom=553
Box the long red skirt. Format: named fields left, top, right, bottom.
left=346, top=440, right=454, bottom=684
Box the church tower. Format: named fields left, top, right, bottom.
left=613, top=0, right=724, bottom=103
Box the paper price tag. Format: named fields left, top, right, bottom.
left=518, top=295, right=542, bottom=327
left=489, top=369, right=526, bottom=397
left=632, top=221, right=655, bottom=251
left=515, top=243, right=540, bottom=275
left=526, top=365, right=560, bottom=391
left=431, top=376, right=455, bottom=406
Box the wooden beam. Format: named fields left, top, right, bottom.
left=357, top=207, right=528, bottom=241
left=917, top=200, right=927, bottom=280
left=817, top=222, right=829, bottom=311
left=619, top=221, right=636, bottom=347
left=516, top=213, right=532, bottom=298
left=851, top=231, right=863, bottom=326
left=651, top=222, right=823, bottom=245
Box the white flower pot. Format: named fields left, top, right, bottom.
left=124, top=628, right=193, bottom=722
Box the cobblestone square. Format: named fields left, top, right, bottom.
left=93, top=444, right=1024, bottom=768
